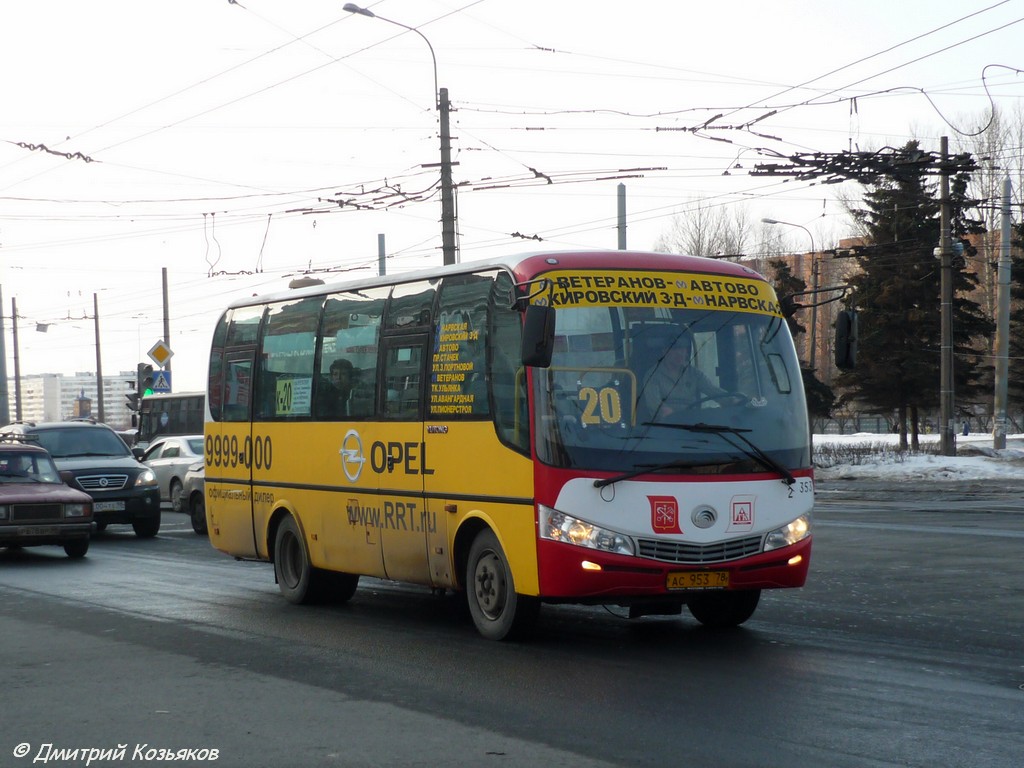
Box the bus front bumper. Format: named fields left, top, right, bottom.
left=536, top=535, right=811, bottom=600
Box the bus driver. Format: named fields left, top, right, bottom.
left=641, top=331, right=727, bottom=420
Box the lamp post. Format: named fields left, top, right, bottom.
left=343, top=3, right=457, bottom=265
left=762, top=218, right=818, bottom=373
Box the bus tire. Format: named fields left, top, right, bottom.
left=274, top=515, right=323, bottom=605
left=325, top=571, right=360, bottom=604
left=466, top=529, right=539, bottom=641
left=687, top=589, right=760, bottom=628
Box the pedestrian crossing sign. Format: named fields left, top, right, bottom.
left=151, top=370, right=172, bottom=393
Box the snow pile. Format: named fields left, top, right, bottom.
left=813, top=432, right=1024, bottom=481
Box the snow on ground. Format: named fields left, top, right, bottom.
left=813, top=432, right=1024, bottom=482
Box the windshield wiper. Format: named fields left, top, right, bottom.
left=593, top=460, right=725, bottom=489
left=644, top=421, right=796, bottom=486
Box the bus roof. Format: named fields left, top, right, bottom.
left=224, top=250, right=768, bottom=311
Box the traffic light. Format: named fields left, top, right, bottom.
left=137, top=363, right=155, bottom=397
left=835, top=309, right=858, bottom=370
left=125, top=387, right=140, bottom=412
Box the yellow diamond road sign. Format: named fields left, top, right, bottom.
left=147, top=340, right=173, bottom=367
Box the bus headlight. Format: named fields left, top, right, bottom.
left=539, top=505, right=635, bottom=556
left=764, top=514, right=811, bottom=551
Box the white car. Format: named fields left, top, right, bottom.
left=141, top=435, right=204, bottom=513
left=179, top=462, right=206, bottom=535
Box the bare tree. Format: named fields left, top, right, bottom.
left=654, top=200, right=753, bottom=257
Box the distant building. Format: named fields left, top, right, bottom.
left=6, top=371, right=138, bottom=429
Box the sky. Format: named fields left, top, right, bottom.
left=1, top=0, right=1022, bottom=392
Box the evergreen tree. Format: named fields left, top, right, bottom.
left=838, top=141, right=992, bottom=448
left=1009, top=221, right=1024, bottom=419
left=766, top=260, right=835, bottom=421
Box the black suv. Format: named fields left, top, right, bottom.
left=0, top=421, right=162, bottom=538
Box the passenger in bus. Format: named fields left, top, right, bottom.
left=317, top=358, right=355, bottom=419
left=640, top=330, right=727, bottom=420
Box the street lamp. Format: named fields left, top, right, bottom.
left=762, top=218, right=818, bottom=373
left=343, top=3, right=457, bottom=265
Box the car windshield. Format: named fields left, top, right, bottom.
left=0, top=451, right=62, bottom=483
left=187, top=438, right=203, bottom=455
left=532, top=304, right=810, bottom=475
left=35, top=427, right=132, bottom=459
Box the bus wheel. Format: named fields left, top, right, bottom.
left=466, top=529, right=539, bottom=641
left=687, top=589, right=761, bottom=628
left=325, top=571, right=360, bottom=604
left=274, top=516, right=319, bottom=604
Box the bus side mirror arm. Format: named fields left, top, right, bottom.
left=521, top=304, right=555, bottom=368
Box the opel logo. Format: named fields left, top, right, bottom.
left=339, top=429, right=366, bottom=483
left=98, top=477, right=109, bottom=488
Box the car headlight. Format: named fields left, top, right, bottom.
left=134, top=468, right=158, bottom=487
left=764, top=514, right=811, bottom=551
left=0, top=505, right=8, bottom=521
left=65, top=503, right=90, bottom=518
left=539, top=505, right=635, bottom=556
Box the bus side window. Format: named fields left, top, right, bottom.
left=320, top=290, right=387, bottom=420
left=255, top=297, right=320, bottom=420
left=431, top=273, right=495, bottom=420
left=218, top=305, right=263, bottom=423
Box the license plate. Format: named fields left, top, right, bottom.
left=93, top=501, right=125, bottom=512
left=17, top=526, right=61, bottom=537
left=666, top=571, right=730, bottom=590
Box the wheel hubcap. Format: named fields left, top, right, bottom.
left=474, top=551, right=506, bottom=620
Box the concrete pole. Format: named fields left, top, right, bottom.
left=939, top=136, right=956, bottom=457
left=12, top=297, right=21, bottom=421
left=0, top=285, right=9, bottom=426
left=162, top=267, right=171, bottom=374
left=993, top=177, right=1011, bottom=449
left=617, top=183, right=627, bottom=249
left=93, top=293, right=105, bottom=422
left=439, top=87, right=457, bottom=265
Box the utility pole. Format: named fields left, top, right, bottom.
left=439, top=87, right=457, bottom=265
left=993, top=177, right=1012, bottom=450
left=93, top=293, right=105, bottom=423
left=162, top=268, right=171, bottom=374
left=938, top=136, right=955, bottom=457
left=0, top=286, right=9, bottom=426
left=617, top=183, right=627, bottom=249
left=12, top=297, right=21, bottom=421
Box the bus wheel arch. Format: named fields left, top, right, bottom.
left=463, top=526, right=540, bottom=641
left=269, top=507, right=358, bottom=605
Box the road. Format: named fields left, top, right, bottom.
left=1, top=482, right=1022, bottom=768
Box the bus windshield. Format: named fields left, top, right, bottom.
left=533, top=305, right=809, bottom=474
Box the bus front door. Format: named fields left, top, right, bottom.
left=377, top=335, right=432, bottom=584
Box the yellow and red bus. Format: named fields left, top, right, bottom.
left=205, top=250, right=813, bottom=639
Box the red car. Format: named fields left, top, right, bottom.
left=0, top=438, right=94, bottom=558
